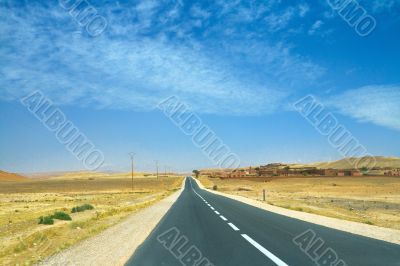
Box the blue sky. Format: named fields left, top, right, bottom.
left=0, top=0, right=399, bottom=173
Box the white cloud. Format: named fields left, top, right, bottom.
left=265, top=7, right=295, bottom=32
left=326, top=85, right=400, bottom=131
left=308, top=20, right=324, bottom=35
left=298, top=4, right=310, bottom=17
left=0, top=1, right=324, bottom=116
left=190, top=4, right=211, bottom=20
left=264, top=3, right=311, bottom=32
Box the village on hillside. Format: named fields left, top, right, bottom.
left=200, top=163, right=400, bottom=179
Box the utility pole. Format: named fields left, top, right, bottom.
left=164, top=165, right=167, bottom=177
left=129, top=152, right=135, bottom=192
left=155, top=160, right=159, bottom=179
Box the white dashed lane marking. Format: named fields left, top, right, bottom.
left=189, top=177, right=288, bottom=266
left=228, top=222, right=240, bottom=231
left=241, top=234, right=288, bottom=266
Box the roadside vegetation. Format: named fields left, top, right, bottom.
left=0, top=174, right=183, bottom=265
left=38, top=215, right=54, bottom=225
left=72, top=204, right=94, bottom=213
left=38, top=211, right=72, bottom=225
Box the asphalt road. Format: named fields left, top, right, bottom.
left=126, top=177, right=400, bottom=266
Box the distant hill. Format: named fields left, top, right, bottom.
left=25, top=171, right=114, bottom=180
left=210, top=156, right=400, bottom=171
left=305, top=156, right=400, bottom=169
left=0, top=170, right=28, bottom=182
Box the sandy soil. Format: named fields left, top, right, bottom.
left=0, top=176, right=183, bottom=265
left=38, top=183, right=184, bottom=266
left=198, top=176, right=400, bottom=230
left=195, top=177, right=400, bottom=245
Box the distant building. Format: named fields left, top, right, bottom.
left=336, top=169, right=362, bottom=176
left=228, top=169, right=247, bottom=178
left=258, top=166, right=278, bottom=176
left=200, top=170, right=229, bottom=178
left=247, top=166, right=258, bottom=176
left=351, top=170, right=362, bottom=176
left=384, top=169, right=400, bottom=176
left=200, top=163, right=381, bottom=179
left=321, top=169, right=339, bottom=176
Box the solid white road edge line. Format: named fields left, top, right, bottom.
left=228, top=223, right=240, bottom=231
left=241, top=234, right=288, bottom=266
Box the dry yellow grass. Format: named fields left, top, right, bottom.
left=28, top=171, right=179, bottom=181
left=0, top=175, right=183, bottom=266
left=200, top=176, right=400, bottom=230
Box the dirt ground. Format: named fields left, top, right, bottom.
left=0, top=176, right=182, bottom=194
left=0, top=175, right=183, bottom=266
left=199, top=176, right=400, bottom=230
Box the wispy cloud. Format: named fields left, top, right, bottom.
left=265, top=7, right=296, bottom=32
left=308, top=20, right=324, bottom=35
left=326, top=85, right=400, bottom=131
left=298, top=4, right=310, bottom=17
left=0, top=1, right=324, bottom=115
left=264, top=4, right=311, bottom=32
left=368, top=0, right=400, bottom=12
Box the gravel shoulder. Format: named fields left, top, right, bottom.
left=194, top=178, right=400, bottom=245
left=38, top=181, right=185, bottom=266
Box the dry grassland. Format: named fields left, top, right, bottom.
left=0, top=175, right=183, bottom=265
left=199, top=176, right=400, bottom=230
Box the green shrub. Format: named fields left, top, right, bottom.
left=38, top=216, right=54, bottom=225
left=72, top=204, right=95, bottom=213
left=83, top=204, right=94, bottom=210
left=38, top=211, right=72, bottom=225
left=52, top=211, right=72, bottom=221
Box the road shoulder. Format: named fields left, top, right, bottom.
left=193, top=178, right=400, bottom=245
left=38, top=180, right=185, bottom=266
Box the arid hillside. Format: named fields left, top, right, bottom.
left=200, top=156, right=400, bottom=173
left=0, top=170, right=27, bottom=182
left=308, top=156, right=400, bottom=169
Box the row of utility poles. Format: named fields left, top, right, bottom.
left=128, top=153, right=170, bottom=191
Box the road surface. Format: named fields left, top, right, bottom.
left=126, top=177, right=400, bottom=266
